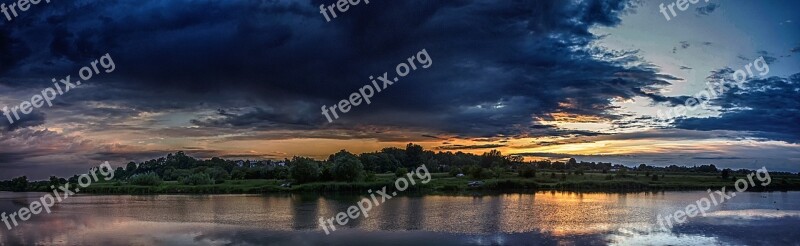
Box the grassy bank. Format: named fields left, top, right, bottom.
left=36, top=171, right=800, bottom=195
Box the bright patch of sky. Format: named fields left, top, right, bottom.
left=591, top=0, right=799, bottom=120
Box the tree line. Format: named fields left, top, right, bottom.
left=2, top=143, right=798, bottom=191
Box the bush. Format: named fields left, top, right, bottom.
left=449, top=168, right=463, bottom=177
left=180, top=173, right=214, bottom=185
left=205, top=168, right=230, bottom=184
left=231, top=169, right=246, bottom=180
left=651, top=174, right=659, bottom=181
left=470, top=167, right=494, bottom=179
left=616, top=168, right=628, bottom=178
left=364, top=172, right=377, bottom=182
left=518, top=165, right=536, bottom=178
left=470, top=167, right=495, bottom=179
left=396, top=168, right=409, bottom=178
left=492, top=166, right=505, bottom=178
left=128, top=172, right=162, bottom=186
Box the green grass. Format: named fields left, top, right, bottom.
left=67, top=171, right=800, bottom=195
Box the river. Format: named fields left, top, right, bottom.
left=1, top=191, right=799, bottom=245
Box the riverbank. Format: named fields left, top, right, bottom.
left=10, top=171, right=799, bottom=195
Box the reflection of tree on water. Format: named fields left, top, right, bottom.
left=290, top=193, right=320, bottom=230
left=478, top=195, right=502, bottom=233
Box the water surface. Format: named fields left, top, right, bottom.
left=1, top=191, right=798, bottom=245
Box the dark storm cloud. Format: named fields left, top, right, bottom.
left=89, top=149, right=232, bottom=162
left=674, top=74, right=800, bottom=143
left=0, top=0, right=683, bottom=139
left=0, top=110, right=46, bottom=131
left=190, top=106, right=318, bottom=130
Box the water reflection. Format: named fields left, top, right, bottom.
left=0, top=191, right=798, bottom=245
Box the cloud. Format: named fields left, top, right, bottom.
left=674, top=74, right=800, bottom=143
left=0, top=0, right=683, bottom=140
left=434, top=144, right=507, bottom=150
left=680, top=41, right=690, bottom=49
left=0, top=128, right=97, bottom=179
left=0, top=110, right=46, bottom=132
left=695, top=3, right=719, bottom=15
left=692, top=157, right=745, bottom=160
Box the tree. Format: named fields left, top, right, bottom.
left=492, top=166, right=505, bottom=178
left=566, top=158, right=578, bottom=169
left=480, top=150, right=505, bottom=168
left=509, top=155, right=524, bottom=164
left=375, top=153, right=401, bottom=173
left=721, top=168, right=732, bottom=179
left=405, top=143, right=424, bottom=168
left=114, top=167, right=126, bottom=180
left=10, top=176, right=28, bottom=192
left=49, top=176, right=61, bottom=188
left=332, top=150, right=365, bottom=182
left=290, top=157, right=320, bottom=183
left=359, top=153, right=380, bottom=173
left=273, top=166, right=290, bottom=179
left=125, top=162, right=138, bottom=174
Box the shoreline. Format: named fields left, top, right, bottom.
left=5, top=171, right=799, bottom=195
left=4, top=177, right=799, bottom=195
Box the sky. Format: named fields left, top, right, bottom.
left=0, top=0, right=798, bottom=179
